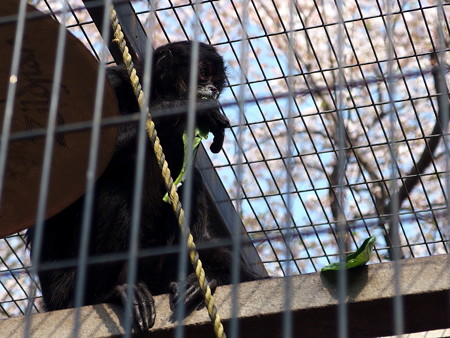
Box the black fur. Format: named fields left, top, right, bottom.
left=26, top=41, right=259, bottom=331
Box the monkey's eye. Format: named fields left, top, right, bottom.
left=199, top=68, right=208, bottom=81
left=198, top=62, right=212, bottom=82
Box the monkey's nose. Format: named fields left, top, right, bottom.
left=206, top=85, right=217, bottom=93
left=207, top=85, right=218, bottom=99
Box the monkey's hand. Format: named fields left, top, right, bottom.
left=169, top=273, right=218, bottom=319
left=197, top=99, right=230, bottom=153
left=114, top=282, right=156, bottom=332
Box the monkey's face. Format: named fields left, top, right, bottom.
left=196, top=61, right=222, bottom=100
left=152, top=41, right=226, bottom=101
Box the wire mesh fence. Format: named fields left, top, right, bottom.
left=0, top=0, right=449, bottom=336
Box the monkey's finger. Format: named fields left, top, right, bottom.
left=140, top=284, right=156, bottom=328
left=134, top=283, right=156, bottom=331
left=170, top=281, right=182, bottom=306
left=170, top=273, right=200, bottom=309
left=113, top=284, right=148, bottom=332
left=184, top=278, right=218, bottom=310
left=132, top=294, right=145, bottom=331
left=208, top=278, right=218, bottom=293
left=183, top=280, right=202, bottom=307
left=132, top=300, right=147, bottom=331
left=170, top=281, right=192, bottom=312
left=170, top=279, right=197, bottom=308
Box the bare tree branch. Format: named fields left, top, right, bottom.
left=383, top=53, right=449, bottom=258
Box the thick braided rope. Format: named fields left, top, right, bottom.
left=109, top=7, right=226, bottom=338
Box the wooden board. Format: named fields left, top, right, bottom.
left=0, top=1, right=119, bottom=237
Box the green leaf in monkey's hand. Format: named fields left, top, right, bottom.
left=321, top=236, right=376, bottom=271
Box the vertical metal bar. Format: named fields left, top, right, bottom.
left=72, top=0, right=112, bottom=336
left=335, top=1, right=348, bottom=338
left=24, top=1, right=69, bottom=337
left=282, top=1, right=297, bottom=338
left=229, top=1, right=250, bottom=337
left=173, top=3, right=202, bottom=337
left=120, top=2, right=157, bottom=335
left=385, top=0, right=404, bottom=335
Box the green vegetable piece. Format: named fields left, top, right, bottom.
left=321, top=236, right=376, bottom=271
left=162, top=128, right=209, bottom=203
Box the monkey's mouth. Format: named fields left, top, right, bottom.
left=198, top=93, right=218, bottom=100
left=197, top=88, right=219, bottom=100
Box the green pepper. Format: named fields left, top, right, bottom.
left=321, top=236, right=376, bottom=271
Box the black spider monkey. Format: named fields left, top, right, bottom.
left=26, top=41, right=260, bottom=331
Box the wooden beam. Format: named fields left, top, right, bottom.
left=82, top=0, right=147, bottom=63
left=4, top=255, right=450, bottom=337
